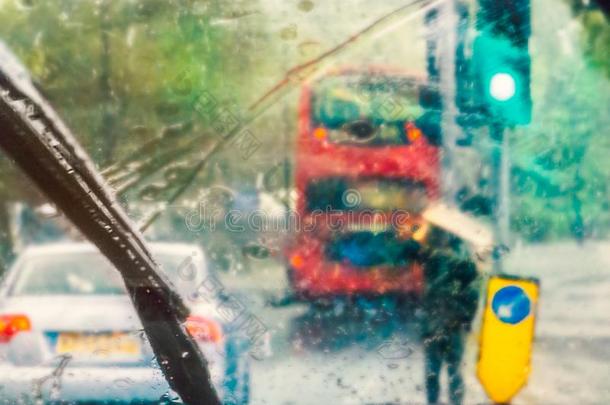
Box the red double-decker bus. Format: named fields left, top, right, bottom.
left=286, top=67, right=442, bottom=303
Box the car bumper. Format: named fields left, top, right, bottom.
left=0, top=359, right=225, bottom=403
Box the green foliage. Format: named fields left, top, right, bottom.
left=566, top=0, right=610, bottom=78
left=510, top=17, right=610, bottom=241
left=0, top=0, right=266, bottom=167
left=0, top=0, right=271, bottom=217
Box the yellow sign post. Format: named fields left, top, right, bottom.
left=477, top=275, right=539, bottom=404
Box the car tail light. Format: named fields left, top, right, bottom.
left=185, top=315, right=223, bottom=343
left=0, top=314, right=31, bottom=343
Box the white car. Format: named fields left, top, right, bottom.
left=0, top=242, right=251, bottom=404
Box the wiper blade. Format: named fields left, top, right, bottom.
left=0, top=43, right=221, bottom=405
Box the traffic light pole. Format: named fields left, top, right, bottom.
left=490, top=122, right=510, bottom=273
left=425, top=0, right=462, bottom=204
left=439, top=0, right=460, bottom=203
left=473, top=0, right=530, bottom=274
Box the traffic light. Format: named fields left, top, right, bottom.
left=473, top=0, right=532, bottom=126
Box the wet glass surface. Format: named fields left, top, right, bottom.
left=0, top=0, right=609, bottom=404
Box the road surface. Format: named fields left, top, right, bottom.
left=218, top=241, right=610, bottom=404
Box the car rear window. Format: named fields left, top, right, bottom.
left=9, top=251, right=201, bottom=296
left=10, top=253, right=126, bottom=296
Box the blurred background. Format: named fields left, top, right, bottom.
left=0, top=0, right=609, bottom=404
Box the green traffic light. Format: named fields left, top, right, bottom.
left=472, top=33, right=532, bottom=125
left=489, top=72, right=516, bottom=101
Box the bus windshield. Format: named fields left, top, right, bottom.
left=312, top=74, right=439, bottom=145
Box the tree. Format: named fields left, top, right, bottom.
left=567, top=0, right=610, bottom=78
left=510, top=0, right=610, bottom=241
left=0, top=0, right=267, bottom=263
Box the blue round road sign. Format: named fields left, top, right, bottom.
left=491, top=285, right=531, bottom=324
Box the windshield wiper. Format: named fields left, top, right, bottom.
left=0, top=43, right=220, bottom=405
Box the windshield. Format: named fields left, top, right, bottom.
left=326, top=230, right=420, bottom=267
left=0, top=0, right=609, bottom=404
left=312, top=74, right=440, bottom=145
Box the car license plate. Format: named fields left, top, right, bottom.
left=55, top=332, right=141, bottom=357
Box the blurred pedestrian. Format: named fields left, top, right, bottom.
left=419, top=228, right=481, bottom=405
